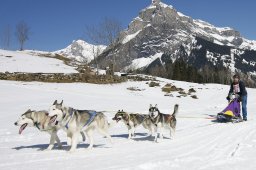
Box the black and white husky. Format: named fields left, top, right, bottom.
left=14, top=109, right=63, bottom=150
left=48, top=100, right=113, bottom=152
left=149, top=104, right=179, bottom=142
left=112, top=110, right=156, bottom=139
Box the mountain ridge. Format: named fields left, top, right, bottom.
left=96, top=0, right=256, bottom=83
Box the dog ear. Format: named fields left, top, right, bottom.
left=155, top=104, right=158, bottom=108
left=60, top=100, right=63, bottom=106
left=53, top=100, right=57, bottom=105
left=121, top=109, right=123, bottom=112
left=26, top=109, right=31, bottom=113
left=150, top=104, right=152, bottom=108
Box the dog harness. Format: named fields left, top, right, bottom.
left=65, top=108, right=74, bottom=129
left=83, top=111, right=97, bottom=127
left=64, top=109, right=97, bottom=130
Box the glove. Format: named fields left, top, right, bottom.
left=226, top=96, right=230, bottom=101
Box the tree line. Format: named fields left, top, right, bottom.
left=144, top=56, right=256, bottom=86
left=0, top=21, right=30, bottom=51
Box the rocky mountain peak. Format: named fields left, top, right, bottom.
left=97, top=1, right=256, bottom=83
left=152, top=0, right=160, bottom=5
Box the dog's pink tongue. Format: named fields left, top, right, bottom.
left=50, top=115, right=57, bottom=124
left=19, top=124, right=26, bottom=134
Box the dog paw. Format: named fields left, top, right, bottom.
left=68, top=149, right=76, bottom=153
left=86, top=147, right=93, bottom=151
left=44, top=148, right=52, bottom=151
left=109, top=140, right=114, bottom=145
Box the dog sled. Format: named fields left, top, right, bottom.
left=217, top=96, right=243, bottom=123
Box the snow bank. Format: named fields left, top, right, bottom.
left=0, top=49, right=77, bottom=73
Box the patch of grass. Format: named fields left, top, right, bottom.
left=54, top=54, right=71, bottom=65
left=149, top=81, right=160, bottom=87
left=38, top=53, right=71, bottom=66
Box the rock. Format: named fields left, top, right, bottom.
left=178, top=90, right=187, bottom=95
left=191, top=95, right=198, bottom=99
left=149, top=81, right=160, bottom=87
left=127, top=87, right=144, bottom=91
left=188, top=88, right=196, bottom=93
left=162, top=84, right=178, bottom=93
left=164, top=93, right=173, bottom=97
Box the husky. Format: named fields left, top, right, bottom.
left=14, top=109, right=63, bottom=150
left=48, top=100, right=113, bottom=152
left=149, top=104, right=179, bottom=142
left=112, top=110, right=156, bottom=139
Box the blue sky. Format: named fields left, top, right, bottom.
left=0, top=0, right=255, bottom=51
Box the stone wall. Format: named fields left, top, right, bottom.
left=0, top=72, right=126, bottom=84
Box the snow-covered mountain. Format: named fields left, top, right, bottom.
left=97, top=0, right=256, bottom=78
left=54, top=40, right=106, bottom=63
left=0, top=39, right=106, bottom=73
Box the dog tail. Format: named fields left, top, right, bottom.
left=172, top=104, right=179, bottom=117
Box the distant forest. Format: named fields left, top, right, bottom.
left=142, top=56, right=256, bottom=88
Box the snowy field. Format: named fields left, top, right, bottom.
left=0, top=49, right=77, bottom=73
left=0, top=78, right=256, bottom=170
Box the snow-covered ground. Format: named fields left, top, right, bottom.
left=0, top=49, right=77, bottom=73
left=0, top=78, right=256, bottom=170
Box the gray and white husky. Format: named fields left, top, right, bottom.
left=112, top=110, right=156, bottom=139
left=48, top=100, right=113, bottom=152
left=14, top=109, right=63, bottom=150
left=149, top=104, right=179, bottom=142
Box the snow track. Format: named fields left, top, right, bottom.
left=0, top=79, right=255, bottom=170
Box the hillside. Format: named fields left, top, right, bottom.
left=0, top=49, right=77, bottom=73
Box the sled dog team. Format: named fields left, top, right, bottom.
left=14, top=100, right=179, bottom=152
